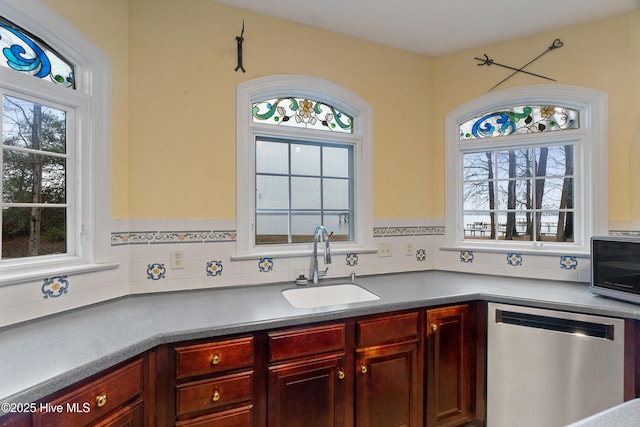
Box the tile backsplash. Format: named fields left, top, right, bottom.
left=0, top=217, right=607, bottom=328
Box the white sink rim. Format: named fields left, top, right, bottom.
left=282, top=283, right=380, bottom=308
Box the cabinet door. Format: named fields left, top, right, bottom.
left=267, top=354, right=347, bottom=427
left=426, top=305, right=472, bottom=427
left=355, top=341, right=420, bottom=427
left=92, top=399, right=144, bottom=427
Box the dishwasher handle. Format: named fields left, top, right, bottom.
left=495, top=309, right=615, bottom=340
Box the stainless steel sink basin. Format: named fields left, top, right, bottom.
left=282, top=283, right=380, bottom=308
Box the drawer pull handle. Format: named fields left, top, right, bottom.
left=431, top=323, right=438, bottom=332
left=212, top=390, right=221, bottom=402
left=96, top=394, right=108, bottom=408
left=211, top=354, right=221, bottom=365
left=360, top=365, right=368, bottom=374
left=338, top=370, right=345, bottom=380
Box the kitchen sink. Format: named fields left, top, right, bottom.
left=282, top=283, right=380, bottom=308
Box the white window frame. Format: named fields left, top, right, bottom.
left=235, top=75, right=374, bottom=259
left=0, top=0, right=113, bottom=284
left=444, top=85, right=607, bottom=255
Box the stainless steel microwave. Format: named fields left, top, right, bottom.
left=591, top=236, right=640, bottom=304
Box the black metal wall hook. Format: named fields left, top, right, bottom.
left=235, top=20, right=246, bottom=73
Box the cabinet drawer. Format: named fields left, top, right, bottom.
left=175, top=336, right=254, bottom=379
left=357, top=311, right=419, bottom=346
left=175, top=403, right=253, bottom=427
left=33, top=358, right=143, bottom=427
left=268, top=323, right=345, bottom=362
left=176, top=371, right=253, bottom=416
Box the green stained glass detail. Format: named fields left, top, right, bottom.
left=459, top=105, right=579, bottom=140
left=252, top=97, right=353, bottom=133
left=0, top=16, right=75, bottom=89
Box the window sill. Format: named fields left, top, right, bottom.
left=440, top=243, right=590, bottom=257
left=0, top=261, right=120, bottom=286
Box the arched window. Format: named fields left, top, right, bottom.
left=445, top=85, right=607, bottom=255
left=0, top=0, right=112, bottom=283
left=235, top=75, right=373, bottom=258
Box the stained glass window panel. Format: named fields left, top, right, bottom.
left=252, top=97, right=353, bottom=133
left=459, top=105, right=578, bottom=140
left=0, top=17, right=75, bottom=89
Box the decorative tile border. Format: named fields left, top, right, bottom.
left=609, top=230, right=640, bottom=237
left=112, top=227, right=640, bottom=245
left=373, top=226, right=444, bottom=237
left=111, top=230, right=236, bottom=246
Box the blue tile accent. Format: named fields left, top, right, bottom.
left=346, top=253, right=358, bottom=266
left=560, top=255, right=578, bottom=270
left=416, top=249, right=426, bottom=261
left=507, top=253, right=523, bottom=266
left=41, top=276, right=69, bottom=298
left=460, top=250, right=474, bottom=263
left=146, top=263, right=166, bottom=280
left=259, top=257, right=273, bottom=273
left=206, top=260, right=223, bottom=276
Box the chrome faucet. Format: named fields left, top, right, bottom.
left=312, top=225, right=332, bottom=285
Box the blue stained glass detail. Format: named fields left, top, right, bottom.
left=0, top=17, right=75, bottom=89
left=459, top=105, right=579, bottom=140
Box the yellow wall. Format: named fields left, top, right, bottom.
left=126, top=0, right=433, bottom=219
left=41, top=1, right=639, bottom=223
left=43, top=0, right=131, bottom=217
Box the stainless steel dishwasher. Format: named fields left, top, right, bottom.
left=487, top=303, right=625, bottom=427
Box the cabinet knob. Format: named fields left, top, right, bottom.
left=212, top=390, right=221, bottom=402
left=360, top=365, right=368, bottom=374
left=95, top=394, right=108, bottom=408
left=211, top=354, right=221, bottom=365
left=431, top=323, right=439, bottom=332
left=338, top=370, right=345, bottom=380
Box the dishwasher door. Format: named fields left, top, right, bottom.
left=487, top=303, right=625, bottom=427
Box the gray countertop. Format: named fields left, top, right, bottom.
left=2, top=270, right=640, bottom=413
left=566, top=399, right=640, bottom=426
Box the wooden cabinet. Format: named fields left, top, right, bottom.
left=0, top=302, right=487, bottom=427
left=425, top=303, right=485, bottom=427
left=267, top=323, right=350, bottom=427
left=171, top=336, right=256, bottom=426
left=0, top=356, right=149, bottom=427
left=355, top=312, right=422, bottom=427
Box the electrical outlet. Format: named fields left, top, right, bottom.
left=406, top=242, right=414, bottom=256
left=378, top=242, right=392, bottom=257
left=170, top=250, right=185, bottom=269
